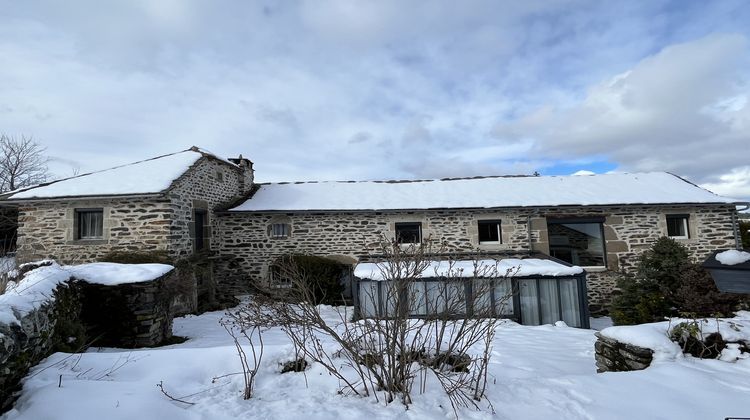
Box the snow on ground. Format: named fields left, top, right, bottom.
left=600, top=313, right=750, bottom=362
left=4, top=306, right=750, bottom=420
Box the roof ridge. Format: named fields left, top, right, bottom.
left=257, top=171, right=667, bottom=186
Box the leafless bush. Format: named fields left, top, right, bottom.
left=229, top=237, right=513, bottom=415
left=221, top=300, right=274, bottom=399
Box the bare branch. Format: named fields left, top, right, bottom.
left=0, top=134, right=50, bottom=193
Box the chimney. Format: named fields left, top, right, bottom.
left=229, top=154, right=254, bottom=195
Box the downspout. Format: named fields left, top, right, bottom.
left=527, top=215, right=533, bottom=255
left=734, top=204, right=749, bottom=250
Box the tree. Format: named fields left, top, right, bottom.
left=611, top=237, right=747, bottom=325
left=0, top=134, right=49, bottom=193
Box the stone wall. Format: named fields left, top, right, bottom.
left=0, top=267, right=179, bottom=412
left=215, top=204, right=738, bottom=310
left=0, top=281, right=81, bottom=412
left=594, top=332, right=653, bottom=372
left=15, top=196, right=173, bottom=264
left=14, top=155, right=253, bottom=266
left=214, top=209, right=534, bottom=296
left=167, top=156, right=254, bottom=258
left=78, top=272, right=175, bottom=348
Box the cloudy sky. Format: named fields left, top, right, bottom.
left=2, top=0, right=749, bottom=200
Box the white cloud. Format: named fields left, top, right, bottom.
left=493, top=33, right=750, bottom=199
left=0, top=1, right=749, bottom=200
left=701, top=166, right=750, bottom=200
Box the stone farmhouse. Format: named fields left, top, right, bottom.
left=1, top=146, right=746, bottom=318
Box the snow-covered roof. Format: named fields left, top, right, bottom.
left=354, top=258, right=583, bottom=281
left=230, top=172, right=742, bottom=212
left=4, top=147, right=237, bottom=200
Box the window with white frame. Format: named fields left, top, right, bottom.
left=75, top=209, right=103, bottom=240
left=270, top=223, right=291, bottom=239
left=478, top=220, right=502, bottom=244
left=666, top=214, right=690, bottom=239
left=395, top=222, right=422, bottom=244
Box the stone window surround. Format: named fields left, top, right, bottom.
left=663, top=212, right=696, bottom=242
left=267, top=215, right=292, bottom=239
left=469, top=214, right=513, bottom=250
left=389, top=217, right=429, bottom=246
left=65, top=205, right=112, bottom=245
left=546, top=216, right=608, bottom=270
left=190, top=199, right=211, bottom=251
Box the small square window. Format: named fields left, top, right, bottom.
left=216, top=171, right=224, bottom=182
left=76, top=209, right=103, bottom=240
left=478, top=220, right=502, bottom=244
left=270, top=223, right=291, bottom=238
left=666, top=215, right=690, bottom=239
left=395, top=222, right=422, bottom=244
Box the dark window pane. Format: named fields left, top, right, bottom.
left=478, top=220, right=501, bottom=243
left=76, top=209, right=103, bottom=239
left=194, top=209, right=207, bottom=251
left=395, top=222, right=421, bottom=244
left=271, top=223, right=290, bottom=238
left=548, top=222, right=605, bottom=266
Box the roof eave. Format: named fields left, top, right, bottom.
left=221, top=201, right=744, bottom=214
left=0, top=192, right=166, bottom=205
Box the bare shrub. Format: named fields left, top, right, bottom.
left=221, top=301, right=272, bottom=399
left=228, top=237, right=512, bottom=414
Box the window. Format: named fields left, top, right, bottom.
left=270, top=223, right=291, bottom=238
left=75, top=209, right=103, bottom=240
left=518, top=278, right=582, bottom=327
left=666, top=214, right=690, bottom=239
left=395, top=222, right=422, bottom=244
left=193, top=209, right=208, bottom=251
left=547, top=218, right=606, bottom=267
left=478, top=220, right=502, bottom=244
